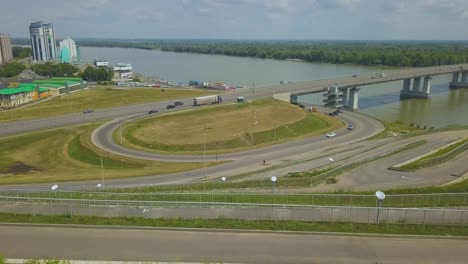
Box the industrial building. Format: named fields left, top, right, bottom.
left=113, top=63, right=133, bottom=80
left=32, top=77, right=87, bottom=96
left=0, top=83, right=50, bottom=109
left=29, top=21, right=57, bottom=61
left=0, top=33, right=13, bottom=65
left=59, top=38, right=80, bottom=63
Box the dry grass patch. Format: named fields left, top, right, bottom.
left=134, top=99, right=306, bottom=145
left=121, top=98, right=344, bottom=153
left=0, top=87, right=213, bottom=122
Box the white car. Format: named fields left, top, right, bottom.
left=326, top=132, right=336, bottom=138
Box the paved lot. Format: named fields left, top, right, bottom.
left=1, top=225, right=468, bottom=263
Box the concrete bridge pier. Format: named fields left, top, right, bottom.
left=402, top=79, right=411, bottom=92
left=341, top=88, right=349, bottom=108
left=422, top=76, right=431, bottom=94
left=413, top=77, right=422, bottom=92
left=323, top=86, right=343, bottom=108
left=450, top=71, right=468, bottom=89
left=400, top=76, right=431, bottom=99
left=347, top=87, right=360, bottom=111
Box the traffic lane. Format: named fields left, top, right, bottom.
left=313, top=130, right=468, bottom=192
left=93, top=107, right=383, bottom=163
left=0, top=111, right=384, bottom=191
left=1, top=225, right=467, bottom=263
left=0, top=96, right=202, bottom=137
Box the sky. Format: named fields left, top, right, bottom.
left=1, top=0, right=467, bottom=40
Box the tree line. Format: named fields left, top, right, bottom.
left=71, top=39, right=468, bottom=67
left=29, top=63, right=113, bottom=81
left=0, top=62, right=26, bottom=78
left=12, top=46, right=32, bottom=59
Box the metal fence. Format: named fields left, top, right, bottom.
left=0, top=196, right=467, bottom=226
left=0, top=191, right=467, bottom=208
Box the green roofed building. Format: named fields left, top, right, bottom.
left=0, top=83, right=50, bottom=109
left=33, top=77, right=87, bottom=95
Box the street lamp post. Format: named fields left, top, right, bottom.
left=100, top=155, right=105, bottom=187
left=221, top=177, right=226, bottom=203
left=375, top=191, right=386, bottom=224
left=271, top=176, right=277, bottom=204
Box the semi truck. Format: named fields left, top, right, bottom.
left=193, top=95, right=223, bottom=106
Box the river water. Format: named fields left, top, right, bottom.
left=80, top=46, right=468, bottom=127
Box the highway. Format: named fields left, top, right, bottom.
left=1, top=63, right=467, bottom=137
left=1, top=225, right=467, bottom=263
left=0, top=63, right=467, bottom=191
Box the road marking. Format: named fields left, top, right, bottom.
left=401, top=176, right=424, bottom=181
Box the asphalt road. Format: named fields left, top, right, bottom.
left=1, top=63, right=467, bottom=137
left=1, top=225, right=467, bottom=263
left=92, top=107, right=383, bottom=162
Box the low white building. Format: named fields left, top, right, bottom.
left=59, top=38, right=79, bottom=63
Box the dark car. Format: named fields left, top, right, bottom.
left=328, top=112, right=335, bottom=116
left=174, top=101, right=184, bottom=106
left=352, top=74, right=358, bottom=77
left=83, top=108, right=94, bottom=114
left=166, top=104, right=176, bottom=109
left=333, top=111, right=340, bottom=115
left=148, top=110, right=159, bottom=114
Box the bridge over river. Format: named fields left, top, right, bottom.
left=253, top=63, right=468, bottom=110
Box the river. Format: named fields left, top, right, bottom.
left=79, top=46, right=468, bottom=128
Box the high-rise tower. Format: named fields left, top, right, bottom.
left=29, top=21, right=57, bottom=61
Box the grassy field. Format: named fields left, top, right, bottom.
left=395, top=137, right=468, bottom=171
left=0, top=87, right=213, bottom=122
left=0, top=124, right=218, bottom=184
left=121, top=98, right=344, bottom=153
left=0, top=213, right=466, bottom=236
left=371, top=121, right=422, bottom=139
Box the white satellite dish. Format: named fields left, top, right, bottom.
left=96, top=183, right=102, bottom=188
left=221, top=177, right=226, bottom=182
left=51, top=184, right=58, bottom=191
left=328, top=157, right=334, bottom=163
left=375, top=191, right=386, bottom=200
left=271, top=176, right=277, bottom=182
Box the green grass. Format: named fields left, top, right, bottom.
left=418, top=138, right=468, bottom=161
left=396, top=138, right=468, bottom=171
left=0, top=87, right=213, bottom=122
left=0, top=124, right=218, bottom=184
left=371, top=121, right=422, bottom=139
left=0, top=213, right=466, bottom=236
left=68, top=135, right=139, bottom=169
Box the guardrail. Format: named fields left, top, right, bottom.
left=0, top=196, right=466, bottom=225
left=0, top=191, right=467, bottom=208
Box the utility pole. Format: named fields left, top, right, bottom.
left=120, top=119, right=123, bottom=144
left=252, top=80, right=255, bottom=95
left=203, top=123, right=206, bottom=177
left=100, top=155, right=104, bottom=186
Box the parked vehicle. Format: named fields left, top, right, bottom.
left=352, top=74, right=358, bottom=77
left=174, top=101, right=184, bottom=106
left=83, top=108, right=94, bottom=114
left=148, top=110, right=159, bottom=114
left=328, top=112, right=335, bottom=116
left=166, top=104, right=176, bottom=109
left=236, top=96, right=245, bottom=103
left=326, top=132, right=336, bottom=138
left=193, top=95, right=223, bottom=106
left=347, top=125, right=354, bottom=130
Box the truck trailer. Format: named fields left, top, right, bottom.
left=193, top=95, right=222, bottom=106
